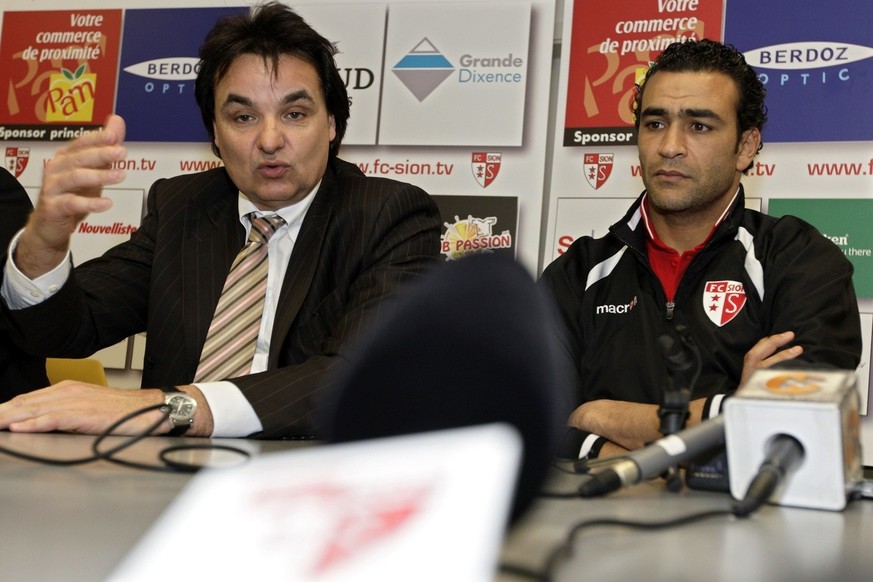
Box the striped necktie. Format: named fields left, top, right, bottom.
left=194, top=214, right=285, bottom=382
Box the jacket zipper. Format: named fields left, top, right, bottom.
left=612, top=230, right=683, bottom=321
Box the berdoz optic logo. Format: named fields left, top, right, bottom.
left=743, top=42, right=873, bottom=85
left=123, top=57, right=200, bottom=89
left=392, top=38, right=454, bottom=101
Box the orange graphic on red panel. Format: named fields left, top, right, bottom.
left=563, top=0, right=724, bottom=146
left=0, top=10, right=122, bottom=138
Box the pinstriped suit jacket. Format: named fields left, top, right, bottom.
left=7, top=158, right=442, bottom=437
left=0, top=167, right=49, bottom=399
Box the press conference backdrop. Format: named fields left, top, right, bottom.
left=2, top=0, right=873, bottom=463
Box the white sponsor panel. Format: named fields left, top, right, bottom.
left=549, top=197, right=633, bottom=262
left=380, top=2, right=531, bottom=145
left=296, top=3, right=387, bottom=146
left=69, top=187, right=144, bottom=265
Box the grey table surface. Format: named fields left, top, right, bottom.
left=2, top=432, right=872, bottom=582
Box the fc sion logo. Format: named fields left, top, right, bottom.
left=4, top=147, right=30, bottom=178
left=703, top=280, right=747, bottom=327
left=583, top=153, right=613, bottom=190
left=471, top=152, right=501, bottom=188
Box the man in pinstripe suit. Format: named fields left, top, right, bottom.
left=0, top=167, right=49, bottom=399
left=0, top=3, right=441, bottom=438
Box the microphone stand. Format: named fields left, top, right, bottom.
left=657, top=326, right=699, bottom=492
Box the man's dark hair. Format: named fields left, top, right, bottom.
left=195, top=1, right=350, bottom=161
left=633, top=39, right=767, bottom=165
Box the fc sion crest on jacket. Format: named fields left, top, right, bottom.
left=703, top=280, right=747, bottom=326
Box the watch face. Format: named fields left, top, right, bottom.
left=167, top=395, right=196, bottom=422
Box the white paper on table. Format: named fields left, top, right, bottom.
left=109, top=423, right=521, bottom=582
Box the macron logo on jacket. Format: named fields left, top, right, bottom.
left=595, top=295, right=638, bottom=315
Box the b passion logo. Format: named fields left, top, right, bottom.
left=123, top=57, right=200, bottom=93
left=744, top=42, right=873, bottom=86
left=441, top=214, right=512, bottom=260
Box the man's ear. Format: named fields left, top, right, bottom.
left=211, top=121, right=222, bottom=158
left=736, top=127, right=761, bottom=172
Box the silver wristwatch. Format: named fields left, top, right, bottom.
left=159, top=387, right=196, bottom=436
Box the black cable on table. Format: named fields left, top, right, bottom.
left=0, top=403, right=251, bottom=472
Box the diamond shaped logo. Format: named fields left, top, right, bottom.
left=392, top=38, right=454, bottom=101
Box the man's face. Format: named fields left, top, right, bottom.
left=637, top=71, right=759, bottom=217
left=212, top=53, right=336, bottom=211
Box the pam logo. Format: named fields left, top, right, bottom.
left=744, top=42, right=873, bottom=70
left=45, top=65, right=96, bottom=122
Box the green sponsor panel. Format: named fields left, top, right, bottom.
left=769, top=199, right=873, bottom=298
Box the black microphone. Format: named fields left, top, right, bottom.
left=320, top=253, right=574, bottom=521
left=733, top=434, right=804, bottom=517
left=578, top=415, right=726, bottom=497
left=658, top=333, right=696, bottom=392
left=656, top=333, right=695, bottom=491
left=657, top=335, right=692, bottom=431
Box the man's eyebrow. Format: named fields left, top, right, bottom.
left=640, top=106, right=722, bottom=121
left=222, top=93, right=253, bottom=108
left=640, top=106, right=667, bottom=119
left=220, top=90, right=315, bottom=109
left=281, top=89, right=315, bottom=105
left=681, top=108, right=721, bottom=120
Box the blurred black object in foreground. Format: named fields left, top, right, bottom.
left=322, top=253, right=573, bottom=521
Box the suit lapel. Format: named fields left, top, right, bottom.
left=269, top=170, right=337, bottom=364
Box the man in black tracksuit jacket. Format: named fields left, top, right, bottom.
left=541, top=40, right=862, bottom=460
left=543, top=186, right=861, bottom=459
